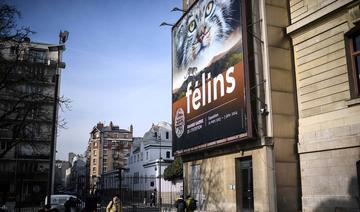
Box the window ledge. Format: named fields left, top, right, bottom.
left=346, top=98, right=360, bottom=107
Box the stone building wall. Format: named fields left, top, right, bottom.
left=287, top=0, right=360, bottom=211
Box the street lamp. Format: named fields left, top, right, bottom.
left=171, top=7, right=186, bottom=12
left=46, top=30, right=69, bottom=206
left=159, top=22, right=174, bottom=27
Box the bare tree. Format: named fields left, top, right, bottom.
left=0, top=1, right=70, bottom=158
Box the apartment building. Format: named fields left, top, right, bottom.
left=87, top=121, right=133, bottom=193
left=0, top=39, right=66, bottom=208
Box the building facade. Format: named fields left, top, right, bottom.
left=287, top=0, right=360, bottom=211
left=175, top=0, right=360, bottom=211
left=87, top=121, right=133, bottom=193
left=124, top=122, right=181, bottom=206
left=0, top=40, right=65, bottom=208
left=65, top=154, right=87, bottom=199
left=175, top=0, right=299, bottom=211
left=54, top=160, right=71, bottom=194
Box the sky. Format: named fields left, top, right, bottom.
left=10, top=0, right=182, bottom=160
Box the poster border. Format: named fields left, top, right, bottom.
left=171, top=0, right=254, bottom=156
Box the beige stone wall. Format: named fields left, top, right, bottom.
left=292, top=11, right=350, bottom=118
left=289, top=0, right=353, bottom=24
left=300, top=148, right=359, bottom=211
left=265, top=0, right=300, bottom=211
left=288, top=0, right=360, bottom=211
left=183, top=147, right=276, bottom=212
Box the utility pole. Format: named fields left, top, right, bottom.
left=118, top=168, right=122, bottom=201
left=158, top=133, right=162, bottom=212
left=46, top=30, right=68, bottom=206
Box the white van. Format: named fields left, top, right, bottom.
left=44, top=194, right=84, bottom=212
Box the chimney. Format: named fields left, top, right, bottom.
left=97, top=122, right=104, bottom=129
left=130, top=124, right=133, bottom=134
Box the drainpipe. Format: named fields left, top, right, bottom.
left=252, top=0, right=277, bottom=210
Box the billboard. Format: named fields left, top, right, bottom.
left=172, top=0, right=252, bottom=155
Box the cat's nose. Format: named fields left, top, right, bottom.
left=197, top=34, right=204, bottom=42
left=201, top=26, right=207, bottom=33
left=197, top=26, right=207, bottom=42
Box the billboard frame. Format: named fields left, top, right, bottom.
left=171, top=0, right=254, bottom=156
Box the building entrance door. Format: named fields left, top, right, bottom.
left=236, top=157, right=254, bottom=212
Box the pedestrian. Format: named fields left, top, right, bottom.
left=106, top=196, right=122, bottom=212
left=64, top=197, right=78, bottom=212
left=174, top=195, right=186, bottom=212
left=185, top=195, right=197, bottom=212
left=150, top=190, right=156, bottom=207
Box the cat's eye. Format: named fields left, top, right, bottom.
left=205, top=1, right=214, bottom=17
left=188, top=20, right=197, bottom=32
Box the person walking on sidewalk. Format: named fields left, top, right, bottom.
left=175, top=195, right=186, bottom=212
left=185, top=195, right=197, bottom=212
left=106, top=196, right=122, bottom=212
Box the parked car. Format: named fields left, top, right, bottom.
left=44, top=194, right=84, bottom=212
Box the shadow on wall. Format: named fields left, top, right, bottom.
left=314, top=176, right=359, bottom=212
left=197, top=158, right=227, bottom=212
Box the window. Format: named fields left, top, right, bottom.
left=166, top=132, right=169, bottom=139
left=24, top=85, right=42, bottom=95
left=30, top=66, right=45, bottom=78
left=146, top=151, right=149, bottom=160
left=93, top=150, right=97, bottom=156
left=150, top=181, right=154, bottom=187
left=346, top=27, right=360, bottom=97
left=191, top=164, right=202, bottom=209
left=10, top=46, right=17, bottom=56
left=134, top=172, right=139, bottom=184
left=141, top=152, right=143, bottom=161
left=166, top=151, right=171, bottom=158
left=29, top=49, right=46, bottom=63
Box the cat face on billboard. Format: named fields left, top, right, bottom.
left=175, top=0, right=233, bottom=70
